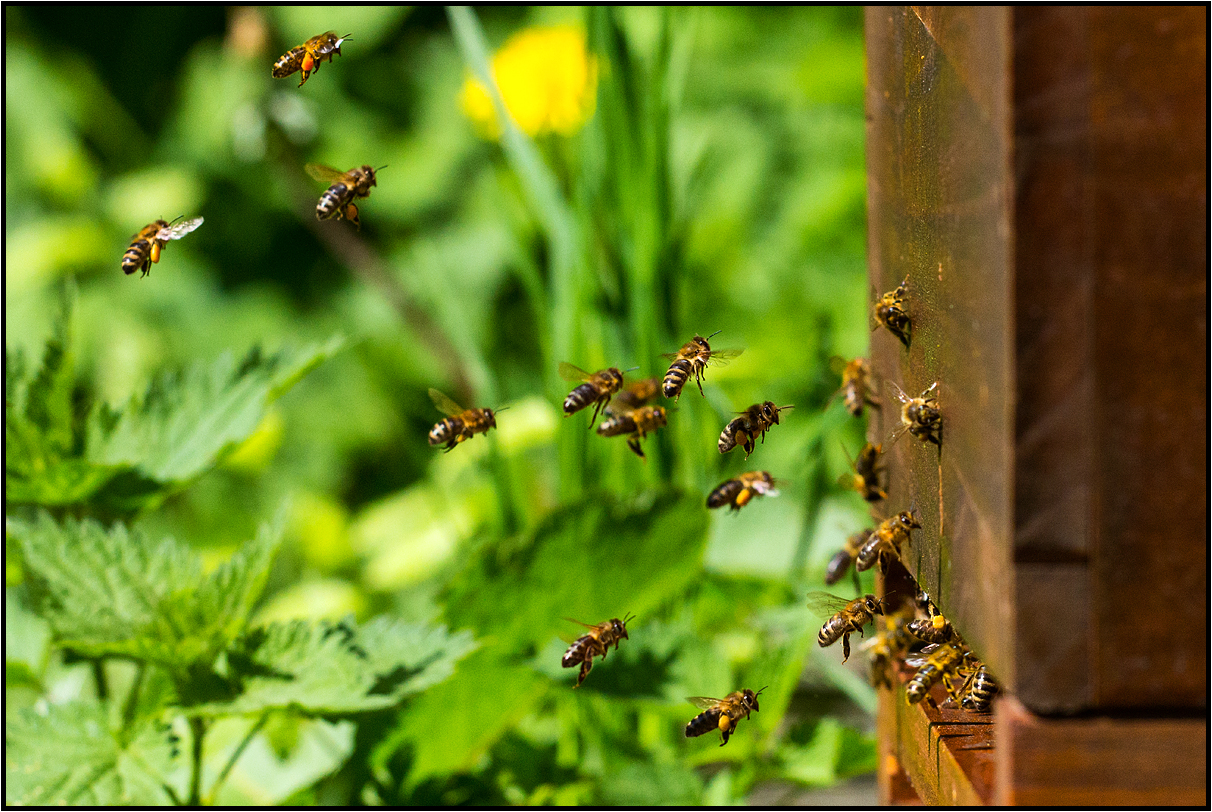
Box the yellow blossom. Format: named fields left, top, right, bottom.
left=459, top=24, right=598, bottom=139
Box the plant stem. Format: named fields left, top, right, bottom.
left=204, top=712, right=268, bottom=805
left=91, top=658, right=109, bottom=701
left=121, top=662, right=145, bottom=731
left=187, top=716, right=207, bottom=806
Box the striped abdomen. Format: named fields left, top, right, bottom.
left=706, top=479, right=743, bottom=509
left=961, top=666, right=997, bottom=711
left=907, top=617, right=953, bottom=644
left=817, top=613, right=857, bottom=648
left=824, top=547, right=855, bottom=585
left=596, top=413, right=637, bottom=438
left=717, top=416, right=751, bottom=454
left=317, top=182, right=352, bottom=220
left=428, top=416, right=465, bottom=447
left=684, top=708, right=724, bottom=739
left=272, top=46, right=306, bottom=78
left=662, top=357, right=695, bottom=399
left=122, top=237, right=153, bottom=275
left=564, top=382, right=603, bottom=414
left=561, top=633, right=604, bottom=668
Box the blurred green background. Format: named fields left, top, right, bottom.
left=5, top=5, right=878, bottom=805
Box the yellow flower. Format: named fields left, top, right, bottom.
left=459, top=24, right=598, bottom=139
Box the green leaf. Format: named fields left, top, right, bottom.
left=188, top=617, right=477, bottom=717
left=11, top=512, right=282, bottom=670
left=5, top=699, right=178, bottom=806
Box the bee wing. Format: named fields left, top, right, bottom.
left=706, top=348, right=744, bottom=365
left=686, top=696, right=723, bottom=710
left=749, top=479, right=778, bottom=497
left=562, top=617, right=600, bottom=630
left=888, top=380, right=911, bottom=404
left=805, top=591, right=855, bottom=617
left=306, top=163, right=347, bottom=183
left=428, top=388, right=465, bottom=417
left=828, top=355, right=850, bottom=375
left=157, top=217, right=204, bottom=241
left=558, top=362, right=594, bottom=382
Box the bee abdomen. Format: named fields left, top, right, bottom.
left=428, top=417, right=464, bottom=446
left=317, top=183, right=351, bottom=219
left=272, top=47, right=305, bottom=77
left=561, top=639, right=588, bottom=668
left=824, top=549, right=853, bottom=585
left=963, top=667, right=997, bottom=711
left=817, top=617, right=845, bottom=647
left=706, top=480, right=741, bottom=509
left=122, top=240, right=151, bottom=274
left=596, top=415, right=634, bottom=437
left=685, top=709, right=721, bottom=738
left=563, top=382, right=599, bottom=414
left=662, top=359, right=692, bottom=398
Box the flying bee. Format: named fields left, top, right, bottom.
left=874, top=276, right=911, bottom=347
left=596, top=405, right=668, bottom=459
left=829, top=356, right=879, bottom=418
left=838, top=442, right=887, bottom=502
left=121, top=216, right=204, bottom=277
left=305, top=163, right=382, bottom=229
left=706, top=471, right=779, bottom=512
left=889, top=381, right=942, bottom=447
left=685, top=687, right=765, bottom=747
left=904, top=642, right=971, bottom=705
left=809, top=592, right=884, bottom=663
left=559, top=363, right=628, bottom=426
left=661, top=331, right=743, bottom=400
left=427, top=388, right=500, bottom=451
left=824, top=528, right=873, bottom=592
left=855, top=510, right=920, bottom=573
left=957, top=663, right=998, bottom=712
left=605, top=377, right=662, bottom=416
left=862, top=608, right=916, bottom=690
left=718, top=401, right=793, bottom=458
left=561, top=614, right=633, bottom=688
left=272, top=31, right=351, bottom=87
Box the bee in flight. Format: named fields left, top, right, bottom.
left=855, top=510, right=921, bottom=574
left=561, top=614, right=633, bottom=688
left=272, top=31, right=351, bottom=87
left=809, top=592, right=884, bottom=663
left=305, top=163, right=383, bottom=229
left=706, top=471, right=779, bottom=512
left=907, top=592, right=954, bottom=644
left=889, top=381, right=942, bottom=447
left=904, top=641, right=971, bottom=705
left=862, top=607, right=916, bottom=690
left=685, top=687, right=765, bottom=747
left=838, top=442, right=886, bottom=502
left=427, top=388, right=500, bottom=451
left=122, top=216, right=204, bottom=277
left=661, top=331, right=742, bottom=400
left=605, top=377, right=661, bottom=416
left=718, top=401, right=793, bottom=458
left=596, top=404, right=668, bottom=460
left=824, top=527, right=873, bottom=592
left=559, top=363, right=629, bottom=426
left=829, top=356, right=879, bottom=418
left=874, top=276, right=911, bottom=347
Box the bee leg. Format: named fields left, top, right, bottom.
left=626, top=437, right=646, bottom=459
left=575, top=660, right=591, bottom=688
left=841, top=633, right=851, bottom=663
left=695, top=373, right=705, bottom=398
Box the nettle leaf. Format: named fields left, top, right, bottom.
left=187, top=617, right=477, bottom=717
left=5, top=699, right=178, bottom=806
left=11, top=512, right=282, bottom=670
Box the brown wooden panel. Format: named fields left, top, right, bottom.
left=994, top=695, right=1208, bottom=806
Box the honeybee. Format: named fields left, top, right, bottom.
left=855, top=510, right=920, bottom=573
left=305, top=163, right=381, bottom=229
left=427, top=388, right=499, bottom=451
left=862, top=609, right=916, bottom=690
left=684, top=687, right=765, bottom=747
left=874, top=276, right=911, bottom=347
left=809, top=592, right=884, bottom=663
left=824, top=528, right=873, bottom=591
left=661, top=331, right=742, bottom=400
left=838, top=442, right=886, bottom=502
left=121, top=216, right=204, bottom=277
left=889, top=381, right=942, bottom=447
left=706, top=471, right=779, bottom=511
left=272, top=31, right=350, bottom=87
left=829, top=356, right=879, bottom=418
left=906, top=595, right=954, bottom=644
left=956, top=662, right=998, bottom=712
left=904, top=642, right=970, bottom=705
left=595, top=405, right=668, bottom=459
left=718, top=401, right=793, bottom=458
left=605, top=377, right=661, bottom=416
left=559, top=363, right=627, bottom=426
left=561, top=614, right=633, bottom=688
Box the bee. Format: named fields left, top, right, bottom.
left=685, top=687, right=765, bottom=747
left=559, top=363, right=627, bottom=426
left=904, top=642, right=970, bottom=705
left=829, top=356, right=879, bottom=418
left=824, top=528, right=873, bottom=591
left=906, top=595, right=954, bottom=644
left=957, top=663, right=998, bottom=712
left=862, top=609, right=916, bottom=690
left=838, top=442, right=886, bottom=502
left=561, top=614, right=633, bottom=688
left=661, top=331, right=742, bottom=400
left=595, top=405, right=668, bottom=459
left=427, top=388, right=500, bottom=451
left=605, top=377, right=661, bottom=416
left=718, top=401, right=793, bottom=458
left=305, top=163, right=382, bottom=229
left=809, top=592, right=884, bottom=663
left=706, top=471, right=779, bottom=512
left=272, top=31, right=351, bottom=87
left=889, top=381, right=942, bottom=447
left=121, top=216, right=204, bottom=277
left=874, top=276, right=911, bottom=347
left=855, top=510, right=920, bottom=573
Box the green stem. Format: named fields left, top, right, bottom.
left=187, top=716, right=207, bottom=806
left=121, top=662, right=145, bottom=731
left=204, top=713, right=268, bottom=805
left=91, top=658, right=109, bottom=702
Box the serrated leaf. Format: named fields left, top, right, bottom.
left=11, top=512, right=282, bottom=670
left=188, top=617, right=477, bottom=717
left=5, top=700, right=178, bottom=806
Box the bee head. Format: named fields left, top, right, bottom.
left=863, top=595, right=884, bottom=615
left=615, top=612, right=635, bottom=639
left=743, top=686, right=767, bottom=712
left=897, top=510, right=921, bottom=531
left=484, top=408, right=497, bottom=428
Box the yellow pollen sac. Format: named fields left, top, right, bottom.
left=933, top=615, right=946, bottom=630
left=735, top=488, right=753, bottom=508
left=718, top=714, right=732, bottom=733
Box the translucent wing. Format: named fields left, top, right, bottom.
left=558, top=362, right=594, bottom=382
left=888, top=380, right=911, bottom=405
left=562, top=617, right=601, bottom=630
left=306, top=163, right=347, bottom=183
left=805, top=591, right=855, bottom=617
left=686, top=696, right=723, bottom=710
left=828, top=355, right=850, bottom=375
left=429, top=388, right=465, bottom=417
left=749, top=479, right=778, bottom=497
left=705, top=348, right=744, bottom=365
left=156, top=216, right=204, bottom=241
